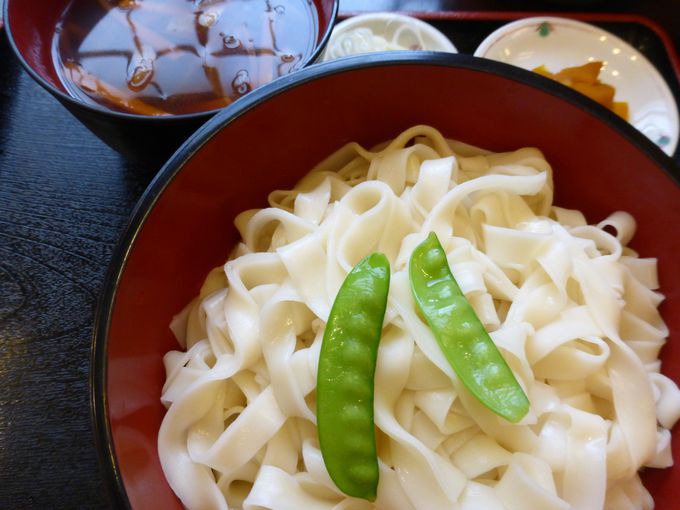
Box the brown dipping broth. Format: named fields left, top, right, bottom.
left=52, top=0, right=318, bottom=116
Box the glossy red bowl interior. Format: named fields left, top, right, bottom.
left=93, top=53, right=680, bottom=509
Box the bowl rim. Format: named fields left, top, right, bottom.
left=3, top=0, right=339, bottom=122
left=90, top=51, right=680, bottom=508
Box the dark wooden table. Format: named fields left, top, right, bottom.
left=1, top=1, right=679, bottom=508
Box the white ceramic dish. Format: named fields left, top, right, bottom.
left=475, top=16, right=679, bottom=156
left=322, top=12, right=457, bottom=61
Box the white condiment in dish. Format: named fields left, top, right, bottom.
left=322, top=13, right=457, bottom=61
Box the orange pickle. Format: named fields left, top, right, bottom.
left=533, top=61, right=629, bottom=120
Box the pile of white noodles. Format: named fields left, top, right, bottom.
left=159, top=125, right=680, bottom=510
left=323, top=25, right=425, bottom=60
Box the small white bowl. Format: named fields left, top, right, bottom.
left=322, top=12, right=457, bottom=62
left=475, top=16, right=679, bottom=156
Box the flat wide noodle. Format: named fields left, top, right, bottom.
left=159, top=126, right=680, bottom=509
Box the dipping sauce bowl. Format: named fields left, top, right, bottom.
left=3, top=0, right=338, bottom=162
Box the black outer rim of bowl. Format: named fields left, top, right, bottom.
left=90, top=51, right=680, bottom=509
left=2, top=0, right=339, bottom=123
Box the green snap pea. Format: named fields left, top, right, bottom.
left=409, top=232, right=529, bottom=423
left=317, top=253, right=390, bottom=501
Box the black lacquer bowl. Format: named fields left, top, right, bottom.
left=93, top=53, right=680, bottom=508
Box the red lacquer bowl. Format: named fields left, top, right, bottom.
left=3, top=0, right=338, bottom=162
left=92, top=53, right=680, bottom=509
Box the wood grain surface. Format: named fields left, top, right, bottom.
left=0, top=36, right=153, bottom=510
left=1, top=0, right=679, bottom=508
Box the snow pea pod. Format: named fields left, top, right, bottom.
left=409, top=232, right=529, bottom=423
left=317, top=253, right=390, bottom=501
